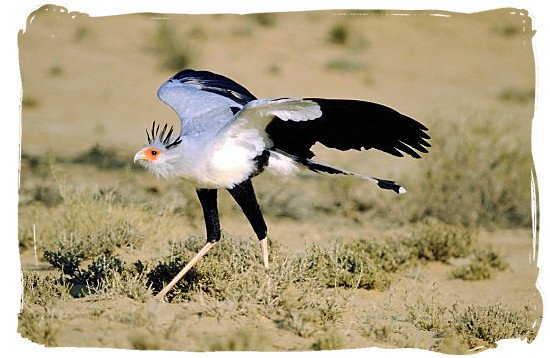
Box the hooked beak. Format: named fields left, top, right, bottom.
left=133, top=150, right=146, bottom=163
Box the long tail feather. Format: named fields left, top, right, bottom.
left=273, top=149, right=406, bottom=194
left=373, top=178, right=406, bottom=194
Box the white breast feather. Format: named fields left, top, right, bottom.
left=208, top=128, right=267, bottom=187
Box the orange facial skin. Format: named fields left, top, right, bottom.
left=143, top=147, right=161, bottom=161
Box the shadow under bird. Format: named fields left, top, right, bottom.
left=133, top=69, right=430, bottom=301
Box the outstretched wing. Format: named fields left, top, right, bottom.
left=157, top=70, right=430, bottom=159
left=228, top=98, right=322, bottom=136
left=157, top=69, right=257, bottom=136
left=265, top=98, right=430, bottom=159
left=220, top=98, right=324, bottom=165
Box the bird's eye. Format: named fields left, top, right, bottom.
left=151, top=150, right=158, bottom=155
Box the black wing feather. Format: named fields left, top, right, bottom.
left=265, top=98, right=430, bottom=159
left=171, top=69, right=257, bottom=105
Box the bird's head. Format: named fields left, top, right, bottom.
left=134, top=121, right=182, bottom=178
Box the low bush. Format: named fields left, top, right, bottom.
left=408, top=218, right=473, bottom=263
left=408, top=118, right=533, bottom=228
left=451, top=247, right=508, bottom=280
left=450, top=303, right=538, bottom=348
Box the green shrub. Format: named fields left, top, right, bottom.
left=147, top=235, right=271, bottom=302
left=151, top=21, right=194, bottom=71
left=409, top=119, right=532, bottom=228
left=250, top=13, right=276, bottom=27
left=293, top=220, right=474, bottom=293
left=406, top=295, right=447, bottom=331
left=40, top=218, right=142, bottom=262
left=44, top=251, right=125, bottom=297
left=325, top=58, right=368, bottom=72
left=342, top=236, right=417, bottom=273
left=146, top=255, right=207, bottom=301
left=499, top=88, right=535, bottom=104
left=21, top=270, right=71, bottom=305
left=128, top=330, right=163, bottom=350
left=22, top=96, right=39, bottom=108
left=32, top=186, right=147, bottom=259
left=311, top=329, right=344, bottom=350
left=451, top=247, right=508, bottom=280
left=408, top=218, right=473, bottom=262
left=273, top=283, right=348, bottom=338
left=328, top=24, right=350, bottom=45
left=207, top=327, right=270, bottom=351
left=450, top=303, right=538, bottom=348
left=30, top=184, right=63, bottom=207
left=69, top=144, right=129, bottom=169
left=18, top=306, right=58, bottom=346
left=297, top=242, right=391, bottom=291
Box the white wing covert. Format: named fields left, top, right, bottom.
left=227, top=98, right=322, bottom=143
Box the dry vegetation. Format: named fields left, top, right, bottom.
left=17, top=6, right=540, bottom=354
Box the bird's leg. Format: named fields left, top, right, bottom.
left=155, top=189, right=221, bottom=302
left=196, top=188, right=221, bottom=243
left=227, top=179, right=269, bottom=269
left=155, top=242, right=215, bottom=301
left=260, top=237, right=269, bottom=269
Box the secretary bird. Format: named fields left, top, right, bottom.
left=133, top=69, right=430, bottom=300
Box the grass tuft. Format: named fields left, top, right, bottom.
left=128, top=329, right=163, bottom=350
left=43, top=251, right=125, bottom=297
left=250, top=13, right=277, bottom=27
left=405, top=118, right=533, bottom=228
left=450, top=303, right=538, bottom=348
left=69, top=144, right=130, bottom=169
left=45, top=218, right=145, bottom=260
left=498, top=88, right=535, bottom=104
left=18, top=306, right=58, bottom=346
left=30, top=183, right=63, bottom=207
left=146, top=256, right=206, bottom=301
left=48, top=64, right=64, bottom=77
left=451, top=247, right=508, bottom=280
left=151, top=20, right=194, bottom=71
left=328, top=24, right=350, bottom=45
left=406, top=294, right=447, bottom=331
left=207, top=328, right=270, bottom=351
left=311, top=329, right=344, bottom=350
left=21, top=270, right=71, bottom=305
left=494, top=24, right=523, bottom=38
left=297, top=242, right=391, bottom=291
left=325, top=58, right=368, bottom=73
left=408, top=218, right=473, bottom=263
left=22, top=96, right=39, bottom=108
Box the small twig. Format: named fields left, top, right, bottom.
left=33, top=224, right=38, bottom=269
left=469, top=345, right=486, bottom=352
left=413, top=263, right=421, bottom=281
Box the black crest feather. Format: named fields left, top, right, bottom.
left=147, top=121, right=182, bottom=149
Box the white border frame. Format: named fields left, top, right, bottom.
left=4, top=1, right=547, bottom=357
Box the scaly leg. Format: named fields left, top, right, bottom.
left=155, top=242, right=215, bottom=301
left=260, top=238, right=269, bottom=269
left=155, top=188, right=221, bottom=301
